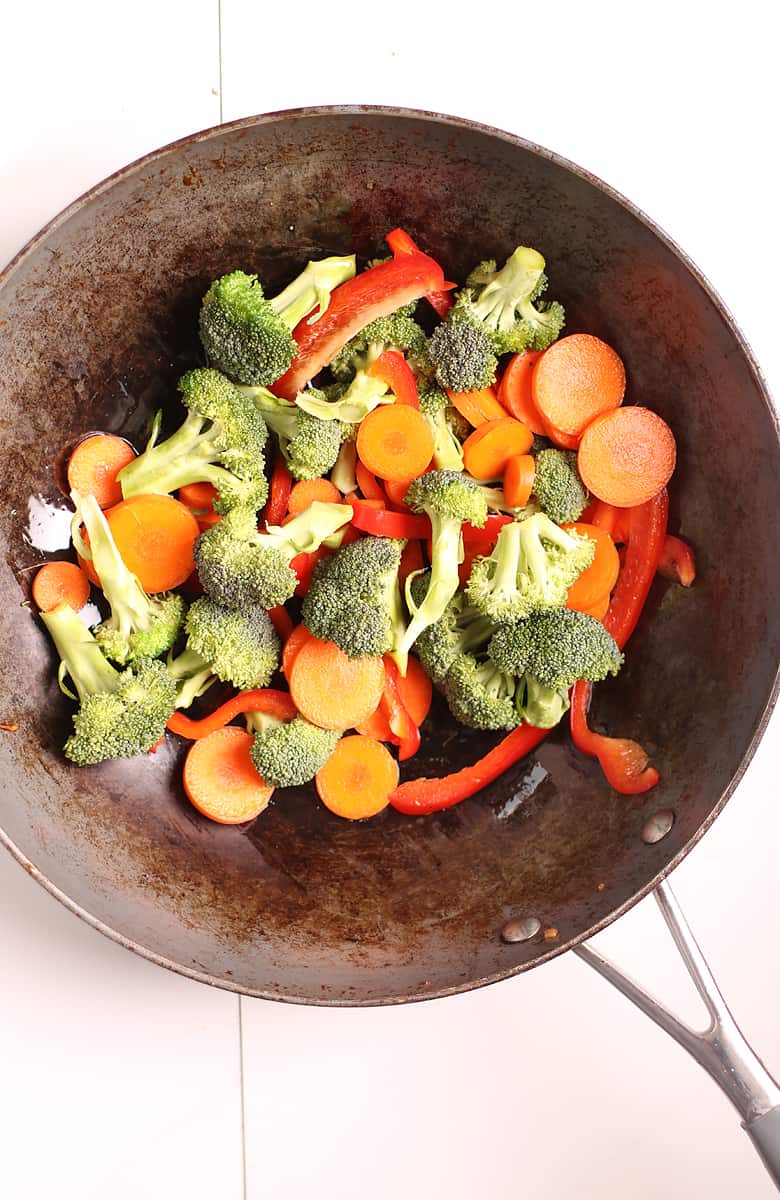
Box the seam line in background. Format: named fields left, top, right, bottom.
left=238, top=995, right=248, bottom=1199
left=217, top=0, right=224, bottom=123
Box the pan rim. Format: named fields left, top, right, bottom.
left=1, top=103, right=778, bottom=1006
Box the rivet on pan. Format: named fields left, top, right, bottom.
left=501, top=916, right=541, bottom=944
left=642, top=810, right=675, bottom=844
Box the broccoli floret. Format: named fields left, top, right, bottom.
left=302, top=537, right=406, bottom=661
left=418, top=383, right=464, bottom=472
left=199, top=257, right=356, bottom=386
left=489, top=608, right=623, bottom=690
left=443, top=653, right=518, bottom=731
left=184, top=596, right=280, bottom=690
left=294, top=371, right=392, bottom=424
left=514, top=675, right=570, bottom=729
left=40, top=603, right=175, bottom=764
left=409, top=574, right=495, bottom=685
left=397, top=471, right=488, bottom=658
left=466, top=513, right=594, bottom=622
left=329, top=438, right=358, bottom=494
left=250, top=716, right=341, bottom=788
left=71, top=491, right=185, bottom=665
left=463, top=246, right=565, bottom=353
left=194, top=501, right=352, bottom=611
left=532, top=449, right=589, bottom=524
left=241, top=388, right=341, bottom=481
left=329, top=312, right=432, bottom=381
left=118, top=368, right=269, bottom=513
left=428, top=310, right=498, bottom=393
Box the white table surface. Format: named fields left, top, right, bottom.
left=1, top=3, right=778, bottom=1196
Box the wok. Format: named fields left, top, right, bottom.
left=1, top=107, right=779, bottom=1177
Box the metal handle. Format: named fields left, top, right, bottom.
left=575, top=880, right=780, bottom=1190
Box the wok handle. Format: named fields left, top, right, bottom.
left=574, top=879, right=780, bottom=1190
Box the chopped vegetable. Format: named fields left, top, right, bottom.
left=462, top=416, right=533, bottom=480
left=503, top=454, right=536, bottom=508
left=658, top=534, right=696, bottom=587
left=532, top=333, right=625, bottom=440
left=288, top=636, right=385, bottom=730
left=316, top=734, right=398, bottom=819
left=32, top=561, right=91, bottom=614
left=301, top=536, right=406, bottom=661
left=532, top=449, right=589, bottom=524
left=563, top=523, right=620, bottom=612
left=67, top=434, right=136, bottom=509
left=356, top=404, right=434, bottom=483
left=184, top=727, right=275, bottom=824
left=287, top=477, right=342, bottom=516
left=446, top=385, right=506, bottom=427
left=498, top=352, right=546, bottom=433
left=577, top=406, right=677, bottom=507
left=251, top=716, right=341, bottom=788
left=84, top=494, right=200, bottom=594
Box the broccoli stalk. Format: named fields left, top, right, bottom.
left=409, top=573, right=495, bottom=685
left=397, top=471, right=488, bottom=659
left=240, top=387, right=341, bottom=480
left=71, top=491, right=185, bottom=665
left=329, top=438, right=358, bottom=494
left=117, top=368, right=269, bottom=513
left=250, top=716, right=341, bottom=788
left=199, top=257, right=356, bottom=387
left=293, top=371, right=392, bottom=424
left=40, top=603, right=176, bottom=764
left=166, top=645, right=216, bottom=710
left=443, top=653, right=518, bottom=730
left=515, top=675, right=570, bottom=729
left=418, top=384, right=464, bottom=472
left=194, top=500, right=353, bottom=611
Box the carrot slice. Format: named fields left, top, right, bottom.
left=581, top=593, right=610, bottom=621
left=178, top=481, right=218, bottom=512
left=356, top=654, right=433, bottom=741
left=542, top=419, right=580, bottom=450
left=577, top=407, right=677, bottom=507
left=282, top=624, right=314, bottom=678
left=315, top=734, right=398, bottom=819
left=67, top=434, right=136, bottom=510
left=356, top=404, right=434, bottom=483
left=32, top=561, right=91, bottom=613
left=446, top=386, right=506, bottom=427
left=532, top=334, right=626, bottom=438
left=503, top=454, right=536, bottom=508
left=498, top=352, right=546, bottom=433
left=287, top=477, right=342, bottom=517
left=102, top=495, right=199, bottom=592
left=289, top=637, right=385, bottom=730
left=183, top=727, right=274, bottom=824
left=563, top=522, right=621, bottom=611
left=383, top=476, right=416, bottom=508
left=462, top=417, right=534, bottom=481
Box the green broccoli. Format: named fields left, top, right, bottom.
left=241, top=388, right=341, bottom=481
left=397, top=471, right=488, bottom=658
left=409, top=573, right=495, bottom=685
left=428, top=309, right=498, bottom=393
left=117, top=368, right=269, bottom=513
left=194, top=501, right=352, bottom=611
left=250, top=716, right=341, bottom=788
left=466, top=513, right=594, bottom=622
left=418, top=383, right=464, bottom=472
left=328, top=312, right=432, bottom=381
left=40, top=603, right=175, bottom=764
left=514, top=675, right=570, bottom=729
left=71, top=491, right=184, bottom=665
left=488, top=608, right=623, bottom=690
left=532, top=449, right=589, bottom=524
left=301, top=536, right=406, bottom=661
left=294, top=371, right=392, bottom=424
left=185, top=596, right=280, bottom=690
left=463, top=246, right=565, bottom=353
left=443, top=652, right=518, bottom=730
left=199, top=257, right=356, bottom=386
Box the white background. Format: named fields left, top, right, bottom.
left=1, top=3, right=778, bottom=1196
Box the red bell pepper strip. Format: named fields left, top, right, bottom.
left=384, top=228, right=455, bottom=319
left=463, top=512, right=513, bottom=544
left=379, top=658, right=421, bottom=762
left=355, top=460, right=388, bottom=503
left=268, top=605, right=294, bottom=641
left=290, top=546, right=330, bottom=597
left=588, top=500, right=631, bottom=544
left=366, top=349, right=420, bottom=408
left=569, top=488, right=669, bottom=795
left=350, top=499, right=432, bottom=540
left=272, top=244, right=454, bottom=400
left=658, top=534, right=696, bottom=587
left=167, top=689, right=297, bottom=740
left=389, top=723, right=550, bottom=815
left=398, top=538, right=425, bottom=585
left=265, top=458, right=292, bottom=526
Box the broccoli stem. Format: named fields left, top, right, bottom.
left=426, top=408, right=464, bottom=472
left=269, top=255, right=356, bottom=329
left=73, top=492, right=150, bottom=643
left=166, top=646, right=215, bottom=710
left=40, top=605, right=119, bottom=702
left=119, top=410, right=242, bottom=499
left=330, top=440, right=358, bottom=494
left=398, top=512, right=462, bottom=656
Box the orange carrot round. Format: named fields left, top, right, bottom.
left=503, top=454, right=536, bottom=507
left=183, top=727, right=274, bottom=824
left=462, top=417, right=533, bottom=480
left=446, top=386, right=506, bottom=427
left=498, top=351, right=546, bottom=433
left=282, top=625, right=314, bottom=678
left=178, top=481, right=218, bottom=512
left=533, top=334, right=626, bottom=438
left=287, top=477, right=342, bottom=517
left=315, top=734, right=398, bottom=819
left=356, top=655, right=433, bottom=741
left=563, top=522, right=621, bottom=611
left=542, top=420, right=580, bottom=450
left=581, top=593, right=611, bottom=621
left=32, top=561, right=91, bottom=613
left=67, top=435, right=137, bottom=510
left=289, top=637, right=385, bottom=731
left=577, top=407, right=677, bottom=507
left=383, top=476, right=416, bottom=508
left=356, top=404, right=434, bottom=483
left=103, top=495, right=199, bottom=592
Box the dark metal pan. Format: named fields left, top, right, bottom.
left=1, top=107, right=778, bottom=1177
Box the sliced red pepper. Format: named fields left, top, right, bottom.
left=350, top=499, right=432, bottom=540
left=268, top=604, right=294, bottom=641
left=290, top=546, right=330, bottom=597
left=167, top=689, right=297, bottom=740
left=658, top=534, right=696, bottom=587
left=265, top=458, right=293, bottom=526
left=355, top=460, right=388, bottom=503
left=384, top=228, right=454, bottom=319
left=379, top=658, right=421, bottom=762
left=588, top=500, right=631, bottom=544
left=389, top=724, right=550, bottom=815
left=366, top=348, right=420, bottom=408
left=463, top=512, right=513, bottom=544
left=273, top=244, right=453, bottom=399
left=569, top=686, right=660, bottom=795
left=398, top=538, right=425, bottom=585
